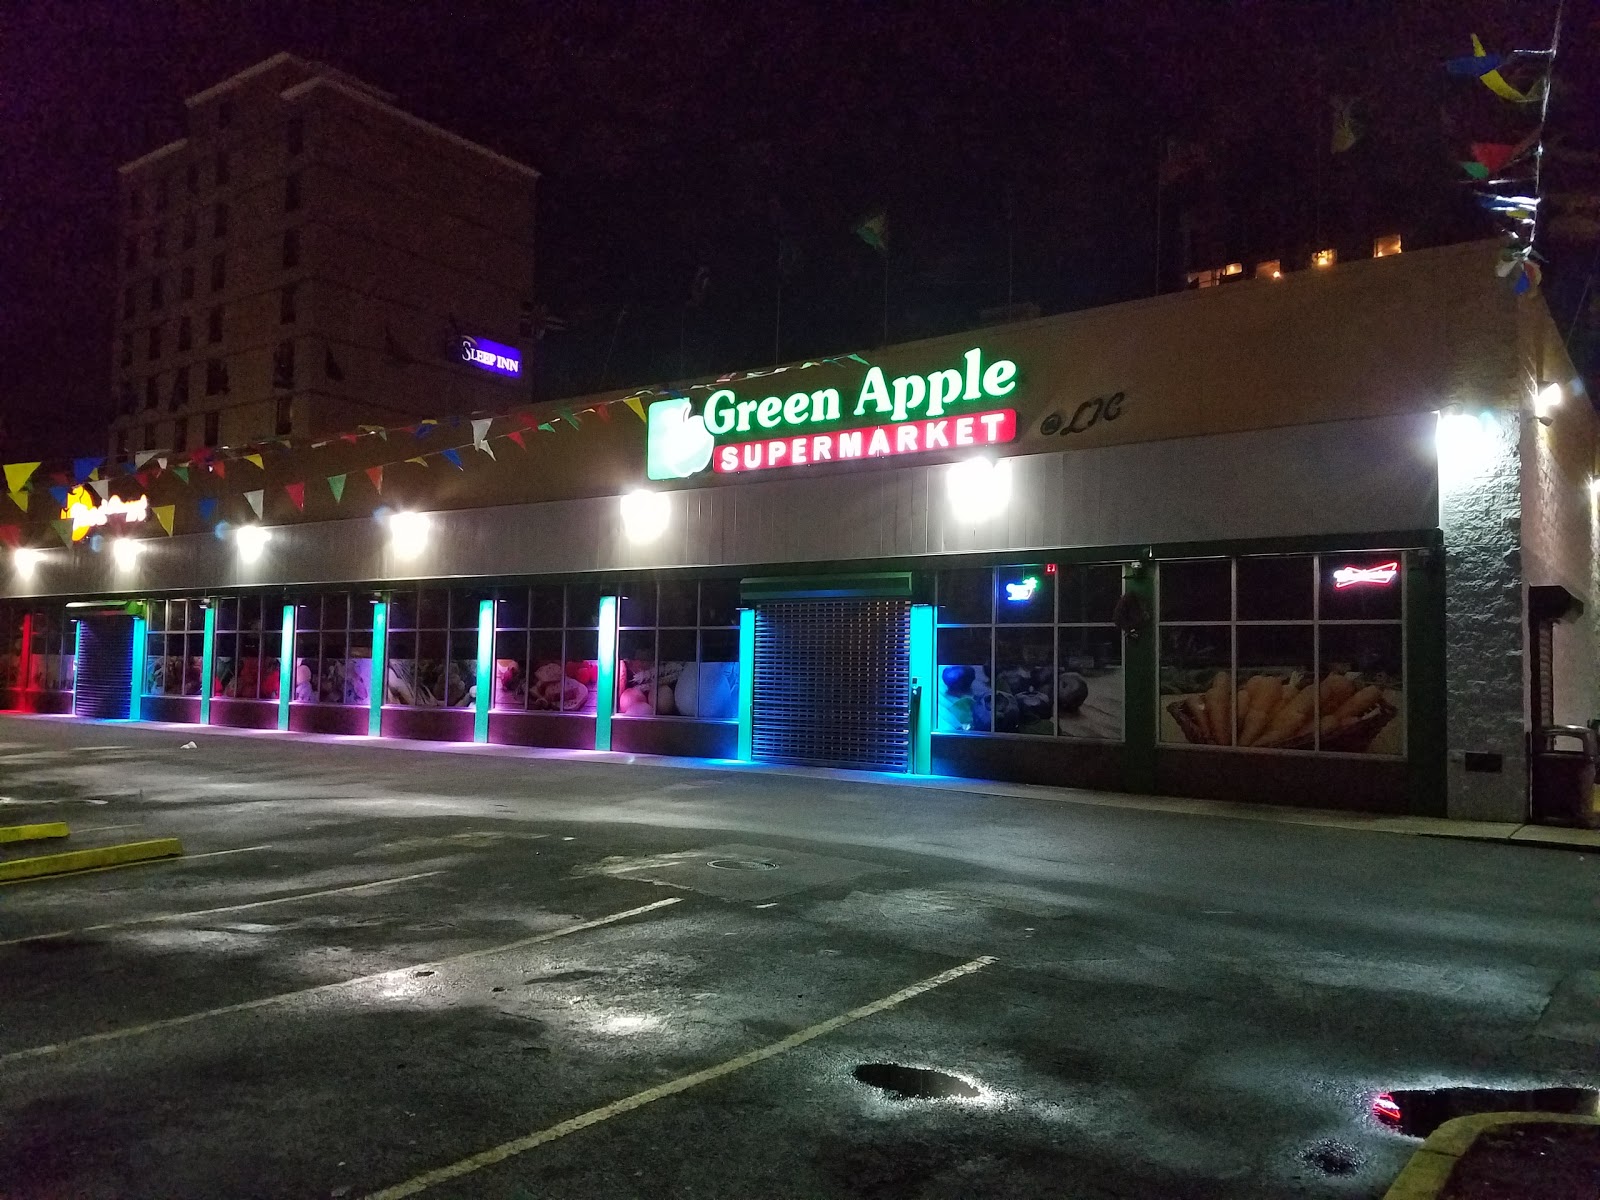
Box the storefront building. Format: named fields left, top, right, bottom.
left=3, top=241, right=1594, bottom=822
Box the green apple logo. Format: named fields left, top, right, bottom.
left=646, top=397, right=715, bottom=480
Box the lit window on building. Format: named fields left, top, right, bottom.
left=1373, top=234, right=1402, bottom=258
left=1184, top=263, right=1244, bottom=289
left=1312, top=248, right=1337, bottom=269
left=1255, top=260, right=1282, bottom=280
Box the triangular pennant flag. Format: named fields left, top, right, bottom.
left=1460, top=160, right=1490, bottom=180
left=48, top=485, right=69, bottom=508
left=406, top=455, right=428, bottom=466
left=516, top=412, right=540, bottom=429
left=0, top=525, right=19, bottom=549
left=593, top=404, right=612, bottom=423
left=1470, top=142, right=1516, bottom=177
left=243, top=452, right=264, bottom=469
left=559, top=408, right=581, bottom=429
left=365, top=465, right=384, bottom=492
left=51, top=519, right=73, bottom=546
left=136, top=471, right=152, bottom=490
left=471, top=418, right=492, bottom=447
left=244, top=489, right=264, bottom=518
left=3, top=462, right=40, bottom=493
left=441, top=447, right=464, bottom=470
left=340, top=433, right=359, bottom=445
left=328, top=474, right=347, bottom=502
left=156, top=455, right=168, bottom=470
left=414, top=419, right=438, bottom=439
left=72, top=456, right=103, bottom=483
left=537, top=422, right=554, bottom=432
left=171, top=464, right=190, bottom=484
left=134, top=450, right=158, bottom=469
left=506, top=430, right=526, bottom=450
left=90, top=479, right=112, bottom=500
left=479, top=442, right=496, bottom=460
left=212, top=460, right=226, bottom=479
left=154, top=504, right=176, bottom=535
left=8, top=490, right=29, bottom=512
left=285, top=482, right=306, bottom=510
left=623, top=396, right=647, bottom=422
left=198, top=497, right=218, bottom=525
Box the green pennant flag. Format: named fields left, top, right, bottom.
left=328, top=473, right=347, bottom=503
left=171, top=465, right=191, bottom=484
left=1460, top=161, right=1490, bottom=180
left=537, top=422, right=555, bottom=432
left=51, top=518, right=73, bottom=546
left=559, top=408, right=581, bottom=429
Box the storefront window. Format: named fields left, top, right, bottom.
left=492, top=583, right=600, bottom=714
left=24, top=608, right=77, bottom=693
left=290, top=592, right=372, bottom=705
left=616, top=577, right=740, bottom=719
left=0, top=603, right=22, bottom=689
left=212, top=592, right=284, bottom=700
left=1158, top=553, right=1404, bottom=755
left=144, top=600, right=202, bottom=696
left=384, top=588, right=482, bottom=708
left=936, top=564, right=1126, bottom=740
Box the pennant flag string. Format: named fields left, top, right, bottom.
left=244, top=489, right=265, bottom=518
left=328, top=474, right=347, bottom=502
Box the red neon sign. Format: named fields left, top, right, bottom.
left=712, top=408, right=1017, bottom=474
left=1332, top=561, right=1399, bottom=589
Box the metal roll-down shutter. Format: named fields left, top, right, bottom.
left=74, top=615, right=135, bottom=719
left=752, top=599, right=911, bottom=771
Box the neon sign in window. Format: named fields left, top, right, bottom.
left=62, top=485, right=149, bottom=542
left=1003, top=576, right=1040, bottom=602
left=1332, top=561, right=1399, bottom=589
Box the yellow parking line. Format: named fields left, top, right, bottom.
left=0, top=870, right=446, bottom=948
left=362, top=955, right=998, bottom=1199
left=0, top=898, right=682, bottom=1066
left=0, top=843, right=269, bottom=887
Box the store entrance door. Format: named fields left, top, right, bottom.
left=751, top=598, right=912, bottom=771
left=74, top=614, right=136, bottom=719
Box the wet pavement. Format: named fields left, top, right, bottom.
left=1, top=714, right=1597, bottom=1198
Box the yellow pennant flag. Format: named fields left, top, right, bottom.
left=3, top=462, right=40, bottom=493
left=405, top=455, right=428, bottom=466
left=7, top=491, right=27, bottom=513
left=242, top=453, right=264, bottom=469
left=154, top=505, right=176, bottom=535
left=623, top=396, right=647, bottom=422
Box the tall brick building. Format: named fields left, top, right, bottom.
left=108, top=53, right=539, bottom=458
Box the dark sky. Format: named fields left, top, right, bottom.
left=1, top=0, right=1583, bottom=462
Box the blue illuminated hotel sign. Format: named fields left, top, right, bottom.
left=460, top=336, right=522, bottom=379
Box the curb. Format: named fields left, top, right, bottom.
left=0, top=822, right=70, bottom=845
left=1382, top=1112, right=1600, bottom=1199
left=0, top=838, right=184, bottom=883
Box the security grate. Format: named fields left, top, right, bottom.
left=74, top=615, right=135, bottom=719
left=752, top=599, right=911, bottom=771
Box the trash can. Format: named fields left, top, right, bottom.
left=1531, top=726, right=1600, bottom=828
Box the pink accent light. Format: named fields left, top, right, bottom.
left=712, top=408, right=1017, bottom=474
left=1333, top=561, right=1399, bottom=589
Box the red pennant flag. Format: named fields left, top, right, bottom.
left=506, top=430, right=526, bottom=450
left=0, top=525, right=20, bottom=549
left=593, top=404, right=612, bottom=422
left=285, top=481, right=306, bottom=510
left=1471, top=142, right=1515, bottom=177
left=365, top=465, right=384, bottom=492
left=212, top=460, right=226, bottom=479
left=135, top=471, right=152, bottom=489
left=341, top=433, right=359, bottom=444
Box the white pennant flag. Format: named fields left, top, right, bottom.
left=134, top=450, right=159, bottom=468
left=244, top=489, right=265, bottom=518
left=157, top=455, right=169, bottom=470
left=472, top=417, right=492, bottom=450
left=90, top=478, right=112, bottom=500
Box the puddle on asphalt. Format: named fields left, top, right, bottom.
left=853, top=1063, right=981, bottom=1101
left=1373, top=1086, right=1600, bottom=1138
left=707, top=858, right=778, bottom=871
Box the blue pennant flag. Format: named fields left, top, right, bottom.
left=440, top=447, right=464, bottom=470
left=72, top=456, right=103, bottom=483
left=198, top=497, right=218, bottom=525
left=48, top=485, right=70, bottom=507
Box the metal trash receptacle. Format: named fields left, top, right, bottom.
left=1531, top=725, right=1600, bottom=828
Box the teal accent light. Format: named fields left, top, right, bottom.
left=737, top=608, right=754, bottom=760
left=909, top=603, right=934, bottom=774
left=595, top=595, right=617, bottom=751
left=199, top=602, right=216, bottom=725
left=129, top=616, right=146, bottom=721
left=369, top=600, right=387, bottom=737
left=474, top=598, right=493, bottom=744
left=278, top=603, right=294, bottom=731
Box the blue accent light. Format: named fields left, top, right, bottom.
left=129, top=616, right=146, bottom=721
left=737, top=608, right=755, bottom=760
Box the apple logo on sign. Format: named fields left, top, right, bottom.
left=646, top=397, right=715, bottom=480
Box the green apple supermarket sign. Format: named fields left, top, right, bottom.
left=646, top=347, right=1020, bottom=480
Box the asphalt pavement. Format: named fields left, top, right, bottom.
left=1, top=714, right=1596, bottom=1199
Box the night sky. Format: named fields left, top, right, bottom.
left=2, top=0, right=1587, bottom=462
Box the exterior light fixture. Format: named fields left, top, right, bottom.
left=13, top=547, right=44, bottom=579
left=1311, top=248, right=1337, bottom=269
left=110, top=537, right=144, bottom=570
left=946, top=456, right=1012, bottom=522
left=1589, top=477, right=1600, bottom=499
left=619, top=489, right=671, bottom=543
left=1435, top=410, right=1498, bottom=489
left=235, top=524, right=272, bottom=563
left=1534, top=380, right=1562, bottom=425
left=387, top=511, right=431, bottom=559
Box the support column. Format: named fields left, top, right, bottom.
left=594, top=594, right=617, bottom=751
left=909, top=603, right=934, bottom=774
left=129, top=615, right=146, bottom=722
left=277, top=603, right=294, bottom=731
left=737, top=608, right=754, bottom=760
left=198, top=602, right=216, bottom=726
left=369, top=599, right=387, bottom=737
left=474, top=598, right=493, bottom=744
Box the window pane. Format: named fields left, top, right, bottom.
left=529, top=585, right=563, bottom=627
left=658, top=579, right=698, bottom=627
left=1237, top=556, right=1314, bottom=622
left=1057, top=626, right=1124, bottom=740
left=493, top=631, right=528, bottom=710
left=699, top=579, right=739, bottom=627
left=994, top=627, right=1054, bottom=734
left=996, top=567, right=1054, bottom=625
left=388, top=589, right=417, bottom=630
left=293, top=632, right=318, bottom=700
left=1059, top=564, right=1122, bottom=624
left=445, top=628, right=475, bottom=707
left=618, top=579, right=655, bottom=629
left=260, top=635, right=281, bottom=701
left=1236, top=625, right=1315, bottom=749
left=349, top=597, right=374, bottom=633
left=937, top=627, right=991, bottom=732
left=182, top=633, right=204, bottom=694
left=316, top=633, right=347, bottom=703
left=496, top=588, right=528, bottom=631
left=654, top=628, right=697, bottom=714
left=690, top=629, right=740, bottom=720
left=937, top=569, right=990, bottom=625
left=417, top=589, right=448, bottom=629
left=1320, top=553, right=1403, bottom=621
left=345, top=635, right=374, bottom=705
left=1319, top=624, right=1404, bottom=754
left=567, top=583, right=601, bottom=629
left=212, top=634, right=235, bottom=696
left=526, top=630, right=563, bottom=710
left=1159, top=625, right=1232, bottom=745
left=1160, top=559, right=1231, bottom=623
left=216, top=597, right=239, bottom=632
left=617, top=628, right=656, bottom=714
left=562, top=630, right=598, bottom=711
left=295, top=599, right=320, bottom=633
left=451, top=589, right=489, bottom=630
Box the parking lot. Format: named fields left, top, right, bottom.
left=3, top=714, right=1597, bottom=1199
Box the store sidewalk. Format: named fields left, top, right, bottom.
left=9, top=711, right=1600, bottom=852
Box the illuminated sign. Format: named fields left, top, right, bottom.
left=1004, top=576, right=1040, bottom=602
left=1332, top=561, right=1399, bottom=588
left=459, top=336, right=521, bottom=379
left=647, top=346, right=1021, bottom=480
left=62, top=486, right=149, bottom=542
